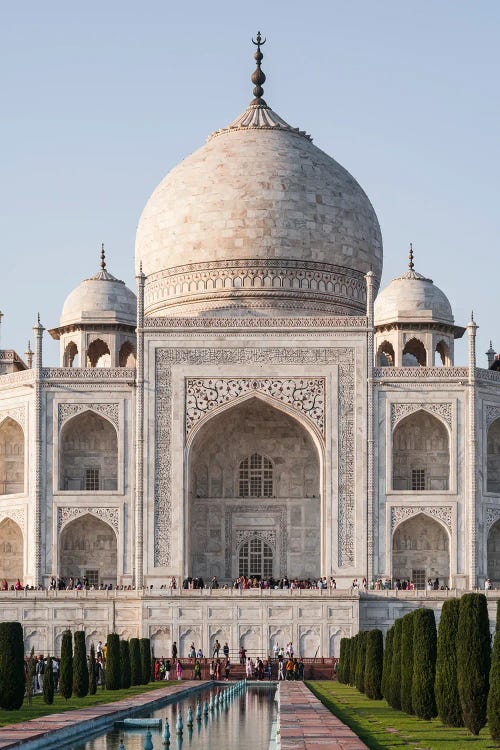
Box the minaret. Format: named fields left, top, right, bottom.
left=467, top=311, right=478, bottom=588
left=25, top=341, right=34, bottom=369
left=486, top=341, right=496, bottom=368
left=33, top=314, right=45, bottom=587
left=134, top=262, right=146, bottom=589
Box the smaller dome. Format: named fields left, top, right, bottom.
left=374, top=267, right=454, bottom=327
left=60, top=267, right=137, bottom=328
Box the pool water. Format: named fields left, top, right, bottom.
left=65, top=684, right=277, bottom=750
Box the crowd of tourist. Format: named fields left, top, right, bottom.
left=23, top=641, right=108, bottom=695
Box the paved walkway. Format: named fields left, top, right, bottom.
left=279, top=682, right=368, bottom=750
left=0, top=683, right=203, bottom=750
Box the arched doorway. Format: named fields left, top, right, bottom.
left=392, top=513, right=449, bottom=588
left=59, top=514, right=117, bottom=586
left=0, top=518, right=23, bottom=584
left=59, top=411, right=118, bottom=491
left=393, top=410, right=449, bottom=491
left=238, top=535, right=274, bottom=579
left=188, top=397, right=321, bottom=582
left=487, top=418, right=500, bottom=493
left=487, top=520, right=500, bottom=585
left=0, top=417, right=24, bottom=495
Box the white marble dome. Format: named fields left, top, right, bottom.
left=374, top=267, right=454, bottom=327
left=136, top=102, right=383, bottom=317
left=60, top=267, right=137, bottom=328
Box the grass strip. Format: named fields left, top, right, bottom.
left=306, top=681, right=496, bottom=750
left=0, top=683, right=176, bottom=727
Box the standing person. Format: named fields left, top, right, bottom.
left=297, top=657, right=305, bottom=680
left=285, top=657, right=294, bottom=681
left=273, top=642, right=279, bottom=660
left=194, top=659, right=202, bottom=679
left=265, top=660, right=272, bottom=680
left=245, top=657, right=253, bottom=680
left=223, top=642, right=229, bottom=659
left=278, top=657, right=284, bottom=681
left=209, top=660, right=215, bottom=680
left=172, top=641, right=178, bottom=660
left=176, top=660, right=183, bottom=680
left=36, top=655, right=45, bottom=693
left=213, top=639, right=220, bottom=658
left=224, top=658, right=231, bottom=681
left=52, top=657, right=60, bottom=692
left=239, top=646, right=246, bottom=665
left=165, top=659, right=171, bottom=680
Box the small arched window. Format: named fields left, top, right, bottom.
left=239, top=536, right=273, bottom=578
left=239, top=453, right=273, bottom=497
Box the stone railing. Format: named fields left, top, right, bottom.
left=374, top=366, right=469, bottom=380
left=41, top=367, right=136, bottom=380
left=0, top=369, right=35, bottom=387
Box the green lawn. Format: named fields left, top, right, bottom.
left=0, top=683, right=176, bottom=727
left=306, top=681, right=497, bottom=750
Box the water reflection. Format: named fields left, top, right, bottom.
left=65, top=685, right=276, bottom=750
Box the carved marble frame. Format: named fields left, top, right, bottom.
left=151, top=344, right=358, bottom=576
left=52, top=397, right=126, bottom=496
left=385, top=397, right=458, bottom=496
left=482, top=402, right=500, bottom=496
left=385, top=501, right=457, bottom=584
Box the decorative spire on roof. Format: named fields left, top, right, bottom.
left=251, top=32, right=267, bottom=106
left=87, top=243, right=120, bottom=282
left=100, top=242, right=106, bottom=270
left=408, top=242, right=414, bottom=270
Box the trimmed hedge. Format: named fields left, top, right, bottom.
left=43, top=657, right=54, bottom=704
left=487, top=599, right=500, bottom=742
left=400, top=612, right=415, bottom=715
left=120, top=639, right=131, bottom=689
left=73, top=631, right=89, bottom=698
left=355, top=631, right=368, bottom=693
left=140, top=638, right=151, bottom=685
left=412, top=608, right=437, bottom=719
left=364, top=629, right=383, bottom=700
left=0, top=622, right=25, bottom=710
left=59, top=629, right=73, bottom=700
left=105, top=633, right=121, bottom=690
left=88, top=643, right=97, bottom=695
left=388, top=618, right=402, bottom=710
left=381, top=626, right=393, bottom=703
left=435, top=598, right=462, bottom=726
left=349, top=634, right=359, bottom=686
left=457, top=593, right=491, bottom=735
left=129, top=638, right=142, bottom=686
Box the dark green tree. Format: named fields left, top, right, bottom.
left=105, top=633, right=121, bottom=690
left=130, top=638, right=142, bottom=686
left=140, top=638, right=151, bottom=685
left=355, top=631, right=368, bottom=693
left=0, top=622, right=25, bottom=710
left=88, top=644, right=97, bottom=695
left=435, top=598, right=462, bottom=726
left=338, top=638, right=348, bottom=683
left=364, top=629, right=383, bottom=700
left=120, top=639, right=131, bottom=689
left=43, top=657, right=54, bottom=704
left=381, top=627, right=394, bottom=703
left=73, top=631, right=89, bottom=698
left=25, top=646, right=36, bottom=706
left=412, top=608, right=437, bottom=719
left=487, top=599, right=500, bottom=742
left=457, top=593, right=491, bottom=735
left=389, top=618, right=402, bottom=709
left=59, top=629, right=73, bottom=700
left=400, top=612, right=415, bottom=715
left=345, top=639, right=353, bottom=685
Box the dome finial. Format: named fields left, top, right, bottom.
left=408, top=242, right=414, bottom=270
left=251, top=31, right=267, bottom=106
left=100, top=242, right=106, bottom=270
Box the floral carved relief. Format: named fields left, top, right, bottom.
left=58, top=403, right=119, bottom=430
left=390, top=505, right=453, bottom=534
left=391, top=402, right=452, bottom=429
left=57, top=506, right=119, bottom=535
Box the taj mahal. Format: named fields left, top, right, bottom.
left=0, top=35, right=499, bottom=657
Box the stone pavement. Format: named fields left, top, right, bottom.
left=279, top=682, right=368, bottom=750
left=0, top=683, right=202, bottom=750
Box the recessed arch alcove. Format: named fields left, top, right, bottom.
left=59, top=513, right=117, bottom=585
left=392, top=513, right=450, bottom=587
left=487, top=418, right=500, bottom=493
left=0, top=518, right=23, bottom=583
left=187, top=396, right=322, bottom=581
left=487, top=519, right=500, bottom=584
left=0, top=417, right=24, bottom=496
left=59, top=411, right=118, bottom=491
left=392, top=410, right=449, bottom=491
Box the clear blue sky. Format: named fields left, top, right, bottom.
left=1, top=1, right=499, bottom=365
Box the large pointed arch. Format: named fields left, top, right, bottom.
left=59, top=410, right=118, bottom=491
left=59, top=512, right=117, bottom=585
left=392, top=511, right=450, bottom=588
left=186, top=394, right=324, bottom=582
left=392, top=409, right=450, bottom=491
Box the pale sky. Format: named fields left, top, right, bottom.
left=1, top=2, right=499, bottom=365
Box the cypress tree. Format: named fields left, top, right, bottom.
left=400, top=612, right=415, bottom=715
left=364, top=629, right=383, bottom=700
left=345, top=639, right=353, bottom=685
left=130, top=638, right=142, bottom=686
left=487, top=599, right=500, bottom=742
left=105, top=633, right=121, bottom=690
left=435, top=598, right=462, bottom=726
left=120, top=639, right=131, bottom=689
left=389, top=618, right=403, bottom=709
left=43, top=657, right=54, bottom=704
left=338, top=638, right=345, bottom=683
left=412, top=608, right=437, bottom=720
left=355, top=631, right=368, bottom=693
left=88, top=644, right=97, bottom=695
left=348, top=634, right=358, bottom=686
left=73, top=631, right=89, bottom=698
left=59, top=629, right=73, bottom=700
left=381, top=627, right=394, bottom=703
left=0, top=622, right=25, bottom=710
left=140, top=638, right=151, bottom=685
left=25, top=646, right=36, bottom=706
left=457, top=593, right=491, bottom=735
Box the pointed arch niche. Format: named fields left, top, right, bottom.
left=59, top=410, right=118, bottom=491
left=186, top=395, right=323, bottom=581
left=392, top=512, right=450, bottom=587
left=392, top=409, right=450, bottom=491
left=0, top=417, right=25, bottom=496
left=59, top=513, right=117, bottom=585
left=0, top=517, right=23, bottom=583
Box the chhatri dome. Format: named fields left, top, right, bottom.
left=136, top=34, right=383, bottom=318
